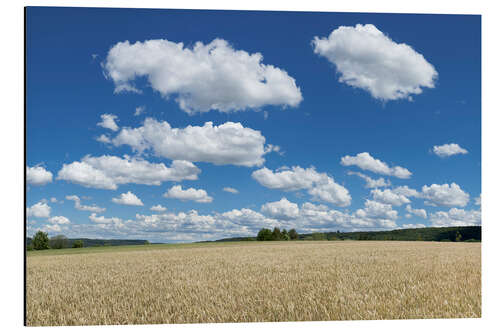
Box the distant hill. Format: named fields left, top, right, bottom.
left=211, top=226, right=481, bottom=242
left=26, top=237, right=150, bottom=248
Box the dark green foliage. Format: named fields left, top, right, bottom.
left=455, top=231, right=462, bottom=242
left=297, top=226, right=481, bottom=242
left=49, top=235, right=69, bottom=249
left=257, top=227, right=292, bottom=241
left=32, top=231, right=50, bottom=250
left=27, top=244, right=34, bottom=251
left=271, top=227, right=282, bottom=240
left=311, top=232, right=326, bottom=240
left=72, top=240, right=84, bottom=248
left=27, top=237, right=150, bottom=248
left=257, top=228, right=273, bottom=241
left=281, top=229, right=289, bottom=240
left=288, top=229, right=299, bottom=240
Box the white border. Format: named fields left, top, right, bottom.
left=2, top=1, right=499, bottom=332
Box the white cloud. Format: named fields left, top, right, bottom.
left=150, top=204, right=167, bottom=212
left=392, top=185, right=420, bottom=198
left=405, top=205, right=427, bottom=219
left=164, top=185, right=213, bottom=203
left=134, top=106, right=145, bottom=116
left=432, top=143, right=468, bottom=158
left=41, top=224, right=62, bottom=233
left=355, top=200, right=398, bottom=221
left=103, top=38, right=302, bottom=114
left=475, top=194, right=481, bottom=206
left=312, top=24, right=437, bottom=101
left=66, top=195, right=106, bottom=213
left=48, top=216, right=70, bottom=225
left=371, top=188, right=410, bottom=206
left=50, top=197, right=59, bottom=203
left=111, top=191, right=144, bottom=206
left=27, top=166, right=53, bottom=186
left=97, top=114, right=119, bottom=131
left=261, top=198, right=300, bottom=220
left=223, top=187, right=239, bottom=194
left=401, top=223, right=426, bottom=229
left=252, top=165, right=351, bottom=206
left=111, top=118, right=273, bottom=167
left=89, top=213, right=123, bottom=225
left=57, top=155, right=200, bottom=190
left=421, top=183, right=469, bottom=207
left=27, top=202, right=51, bottom=218
left=429, top=208, right=481, bottom=227
left=96, top=134, right=112, bottom=144
left=347, top=171, right=390, bottom=188
left=341, top=152, right=411, bottom=179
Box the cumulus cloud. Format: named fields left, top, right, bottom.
left=27, top=166, right=53, bottom=186
left=66, top=195, right=106, bottom=213
left=432, top=143, right=468, bottom=158
left=475, top=194, right=481, bottom=206
left=57, top=155, right=200, bottom=190
left=420, top=183, right=469, bottom=207
left=355, top=200, right=398, bottom=222
left=251, top=165, right=351, bottom=206
left=150, top=204, right=167, bottom=212
left=405, top=205, right=427, bottom=219
left=111, top=191, right=144, bottom=206
left=341, top=152, right=411, bottom=179
left=48, top=216, right=70, bottom=225
left=223, top=187, right=239, bottom=194
left=429, top=208, right=481, bottom=227
left=97, top=114, right=119, bottom=131
left=96, top=134, right=112, bottom=144
left=261, top=198, right=300, bottom=220
left=371, top=188, right=410, bottom=206
left=164, top=185, right=213, bottom=203
left=312, top=24, right=437, bottom=101
left=103, top=38, right=302, bottom=114
left=111, top=118, right=273, bottom=167
left=41, top=224, right=62, bottom=233
left=65, top=198, right=408, bottom=243
left=401, top=223, right=426, bottom=229
left=392, top=186, right=420, bottom=198
left=27, top=201, right=51, bottom=218
left=134, top=106, right=145, bottom=116
left=347, top=171, right=390, bottom=188
left=89, top=213, right=123, bottom=225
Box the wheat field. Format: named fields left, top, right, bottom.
left=26, top=241, right=481, bottom=326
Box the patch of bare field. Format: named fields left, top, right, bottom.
left=26, top=241, right=481, bottom=326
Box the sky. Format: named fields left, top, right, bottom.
left=26, top=7, right=481, bottom=243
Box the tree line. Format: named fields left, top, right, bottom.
left=27, top=231, right=84, bottom=251
left=252, top=226, right=481, bottom=242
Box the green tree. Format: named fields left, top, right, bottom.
left=32, top=231, right=49, bottom=250
left=257, top=228, right=273, bottom=241
left=271, top=227, right=282, bottom=241
left=311, top=232, right=326, bottom=241
left=49, top=235, right=69, bottom=249
left=455, top=231, right=462, bottom=242
left=72, top=240, right=84, bottom=248
left=288, top=229, right=299, bottom=240
left=281, top=229, right=290, bottom=241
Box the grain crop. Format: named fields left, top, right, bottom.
left=26, top=241, right=481, bottom=326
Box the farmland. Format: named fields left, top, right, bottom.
left=26, top=241, right=481, bottom=326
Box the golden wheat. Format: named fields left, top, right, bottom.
left=26, top=241, right=481, bottom=326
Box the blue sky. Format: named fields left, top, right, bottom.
left=26, top=7, right=481, bottom=242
